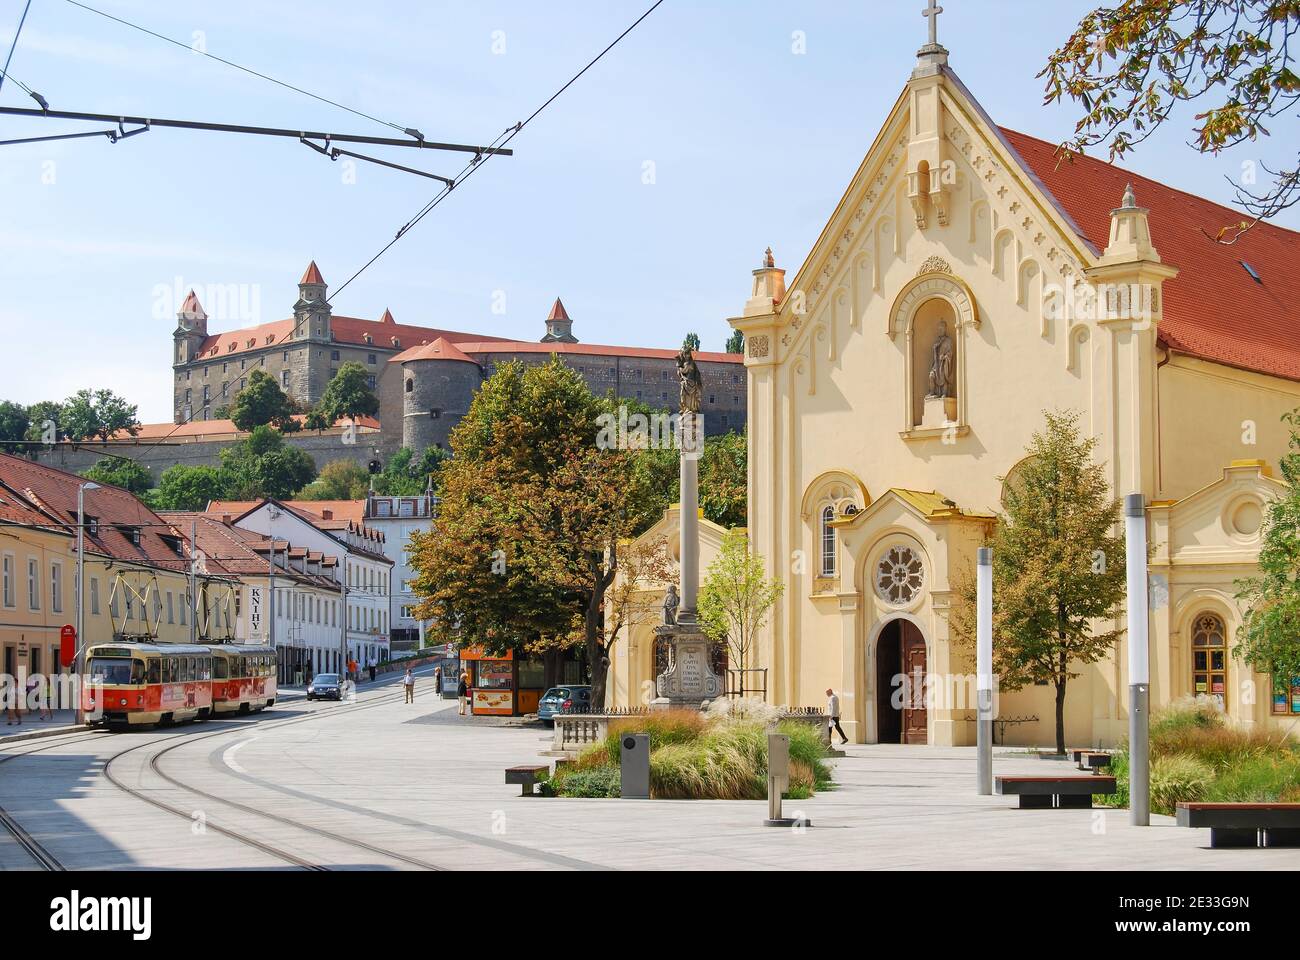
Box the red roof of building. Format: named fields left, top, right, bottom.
left=158, top=513, right=340, bottom=588
left=391, top=337, right=478, bottom=365
left=548, top=298, right=571, bottom=322
left=179, top=289, right=207, bottom=319
left=300, top=260, right=325, bottom=285
left=0, top=453, right=201, bottom=572
left=1003, top=128, right=1300, bottom=382
left=380, top=308, right=396, bottom=325
left=452, top=341, right=742, bottom=363
left=110, top=414, right=380, bottom=442
left=193, top=316, right=517, bottom=360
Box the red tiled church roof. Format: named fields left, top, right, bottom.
left=1002, top=129, right=1300, bottom=382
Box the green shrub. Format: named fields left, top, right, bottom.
left=779, top=720, right=834, bottom=791
left=1204, top=754, right=1300, bottom=804
left=1149, top=753, right=1214, bottom=815
left=549, top=765, right=620, bottom=798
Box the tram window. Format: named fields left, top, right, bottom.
left=166, top=658, right=177, bottom=683
left=237, top=657, right=246, bottom=677
left=188, top=657, right=197, bottom=681
left=88, top=658, right=134, bottom=685
left=213, top=657, right=228, bottom=680
left=146, top=659, right=160, bottom=684
left=201, top=658, right=211, bottom=681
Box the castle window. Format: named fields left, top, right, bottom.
left=283, top=351, right=289, bottom=362
left=331, top=350, right=340, bottom=361
left=221, top=382, right=228, bottom=397
left=367, top=354, right=377, bottom=365
left=429, top=409, right=441, bottom=420
left=1192, top=613, right=1228, bottom=707
left=222, top=362, right=228, bottom=374
left=366, top=375, right=377, bottom=389
left=820, top=506, right=836, bottom=577
left=282, top=370, right=290, bottom=388
left=405, top=379, right=413, bottom=393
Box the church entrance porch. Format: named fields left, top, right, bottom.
left=876, top=619, right=928, bottom=744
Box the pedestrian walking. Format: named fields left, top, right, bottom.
left=348, top=657, right=358, bottom=682
left=433, top=665, right=442, bottom=694
left=457, top=672, right=469, bottom=716
left=35, top=674, right=53, bottom=721
left=3, top=674, right=19, bottom=726
left=369, top=658, right=377, bottom=683
left=826, top=688, right=849, bottom=745
left=403, top=668, right=415, bottom=704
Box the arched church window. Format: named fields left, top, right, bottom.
left=1191, top=613, right=1228, bottom=707
left=820, top=506, right=836, bottom=576
left=875, top=545, right=924, bottom=606
left=405, top=379, right=414, bottom=393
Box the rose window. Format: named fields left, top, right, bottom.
left=875, top=545, right=924, bottom=605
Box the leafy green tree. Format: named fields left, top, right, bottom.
left=0, top=401, right=30, bottom=454
left=22, top=401, right=63, bottom=446
left=725, top=329, right=745, bottom=355
left=228, top=369, right=300, bottom=432
left=218, top=425, right=316, bottom=500
left=700, top=429, right=747, bottom=529
left=154, top=464, right=226, bottom=510
left=683, top=332, right=701, bottom=353
left=1043, top=0, right=1300, bottom=240
left=318, top=361, right=379, bottom=423
left=947, top=410, right=1126, bottom=754
left=373, top=446, right=450, bottom=496
left=298, top=459, right=371, bottom=500
left=82, top=457, right=153, bottom=495
left=303, top=407, right=332, bottom=433
left=698, top=529, right=784, bottom=699
left=410, top=358, right=653, bottom=706
left=60, top=389, right=141, bottom=442
left=1236, top=409, right=1300, bottom=681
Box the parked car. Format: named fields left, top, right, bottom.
left=537, top=685, right=592, bottom=725
left=306, top=673, right=344, bottom=701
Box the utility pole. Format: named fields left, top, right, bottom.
left=189, top=519, right=198, bottom=645
left=976, top=546, right=993, bottom=795
left=74, top=481, right=99, bottom=723
left=1126, top=494, right=1151, bottom=826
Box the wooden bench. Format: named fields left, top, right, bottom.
left=504, top=764, right=549, bottom=797
left=995, top=775, right=1117, bottom=809
left=1070, top=750, right=1112, bottom=773
left=1176, top=803, right=1300, bottom=848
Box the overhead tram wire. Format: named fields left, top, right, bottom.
left=327, top=0, right=667, bottom=304
left=62, top=0, right=422, bottom=140
left=0, top=0, right=33, bottom=99
left=16, top=0, right=664, bottom=466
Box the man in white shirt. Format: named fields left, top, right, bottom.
left=826, top=688, right=849, bottom=745
left=403, top=668, right=415, bottom=704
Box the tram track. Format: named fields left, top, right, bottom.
left=0, top=731, right=106, bottom=870
left=99, top=679, right=448, bottom=870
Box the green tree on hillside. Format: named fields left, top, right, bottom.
left=0, top=401, right=30, bottom=454
left=22, top=401, right=63, bottom=447
left=298, top=459, right=371, bottom=500
left=947, top=410, right=1127, bottom=754
left=153, top=464, right=226, bottom=511
left=228, top=369, right=301, bottom=432
left=61, top=389, right=140, bottom=442
left=218, top=426, right=316, bottom=500
left=725, top=329, right=745, bottom=355
left=82, top=457, right=153, bottom=495
left=318, top=362, right=380, bottom=423
left=373, top=446, right=450, bottom=496
left=682, top=332, right=701, bottom=353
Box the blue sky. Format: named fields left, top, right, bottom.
left=2, top=0, right=1296, bottom=423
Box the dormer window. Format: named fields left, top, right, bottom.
left=85, top=516, right=99, bottom=536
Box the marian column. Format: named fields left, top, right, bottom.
left=652, top=346, right=723, bottom=709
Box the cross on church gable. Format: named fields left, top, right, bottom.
left=922, top=0, right=943, bottom=46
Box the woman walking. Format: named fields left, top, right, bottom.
left=457, top=672, right=469, bottom=716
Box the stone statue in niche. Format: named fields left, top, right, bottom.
left=926, top=320, right=955, bottom=399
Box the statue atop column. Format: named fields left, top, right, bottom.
left=662, top=584, right=679, bottom=626
left=927, top=320, right=955, bottom=399
left=677, top=346, right=703, bottom=414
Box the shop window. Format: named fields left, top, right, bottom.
left=1271, top=674, right=1300, bottom=715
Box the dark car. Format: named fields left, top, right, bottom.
left=306, top=673, right=343, bottom=701
left=537, top=685, right=592, bottom=725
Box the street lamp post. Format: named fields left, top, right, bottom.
left=1126, top=493, right=1151, bottom=826
left=74, top=481, right=100, bottom=723
left=976, top=547, right=993, bottom=795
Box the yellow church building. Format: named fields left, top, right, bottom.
left=705, top=33, right=1300, bottom=747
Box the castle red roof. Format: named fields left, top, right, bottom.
left=548, top=298, right=571, bottom=322
left=452, top=341, right=741, bottom=363
left=391, top=337, right=477, bottom=365
left=1002, top=129, right=1300, bottom=382
left=300, top=260, right=325, bottom=285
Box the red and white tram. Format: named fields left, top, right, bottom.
left=208, top=644, right=277, bottom=715
left=81, top=642, right=278, bottom=729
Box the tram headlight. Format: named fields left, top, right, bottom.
left=119, top=698, right=127, bottom=706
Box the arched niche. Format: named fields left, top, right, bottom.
left=888, top=270, right=979, bottom=435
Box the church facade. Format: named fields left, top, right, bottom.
left=724, top=38, right=1300, bottom=746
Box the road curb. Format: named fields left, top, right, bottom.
left=0, top=723, right=86, bottom=746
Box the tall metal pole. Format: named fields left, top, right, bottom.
left=976, top=546, right=993, bottom=795
left=1125, top=493, right=1150, bottom=826
left=189, top=519, right=198, bottom=644
left=74, top=482, right=90, bottom=722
